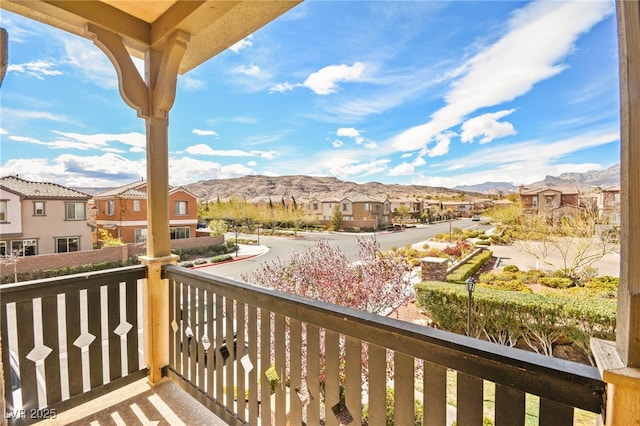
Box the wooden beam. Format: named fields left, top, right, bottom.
left=616, top=0, right=640, bottom=368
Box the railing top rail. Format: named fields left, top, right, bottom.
left=0, top=264, right=147, bottom=303
left=163, top=264, right=604, bottom=413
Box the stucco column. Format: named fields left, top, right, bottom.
left=87, top=25, right=187, bottom=384
left=591, top=2, right=640, bottom=425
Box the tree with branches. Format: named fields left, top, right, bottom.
left=513, top=211, right=618, bottom=283
left=242, top=236, right=412, bottom=314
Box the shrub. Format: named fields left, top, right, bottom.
left=210, top=254, right=232, bottom=263
left=539, top=277, right=574, bottom=289
left=193, top=259, right=208, bottom=265
left=447, top=250, right=493, bottom=283
left=264, top=366, right=280, bottom=394
left=363, top=386, right=423, bottom=425
left=475, top=240, right=491, bottom=246
left=503, top=264, right=519, bottom=272
left=180, top=262, right=194, bottom=268
left=415, top=281, right=616, bottom=359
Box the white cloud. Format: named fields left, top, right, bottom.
left=304, top=62, right=366, bottom=95
left=2, top=109, right=69, bottom=123
left=269, top=82, right=298, bottom=94
left=332, top=140, right=344, bottom=148
left=337, top=127, right=361, bottom=138
left=185, top=144, right=254, bottom=157
left=61, top=35, right=119, bottom=90
left=326, top=158, right=390, bottom=180
left=247, top=160, right=257, bottom=167
left=412, top=156, right=426, bottom=167
left=389, top=1, right=614, bottom=151
left=388, top=163, right=415, bottom=176
left=10, top=131, right=146, bottom=152
left=0, top=153, right=145, bottom=187
left=234, top=64, right=262, bottom=77
left=192, top=129, right=220, bottom=137
left=229, top=35, right=253, bottom=53
left=335, top=127, right=377, bottom=149
left=0, top=129, right=6, bottom=135
left=421, top=132, right=453, bottom=158
left=169, top=157, right=255, bottom=185
left=180, top=75, right=206, bottom=91
left=8, top=60, right=63, bottom=79
left=460, top=109, right=517, bottom=144
left=184, top=144, right=278, bottom=159
left=440, top=128, right=618, bottom=171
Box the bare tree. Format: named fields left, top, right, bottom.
left=513, top=211, right=618, bottom=282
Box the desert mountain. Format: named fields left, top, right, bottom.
left=453, top=164, right=620, bottom=194
left=183, top=175, right=469, bottom=201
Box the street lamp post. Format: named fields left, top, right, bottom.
left=465, top=277, right=476, bottom=336
left=235, top=224, right=239, bottom=258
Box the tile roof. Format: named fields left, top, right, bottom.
left=93, top=180, right=147, bottom=198
left=0, top=175, right=91, bottom=199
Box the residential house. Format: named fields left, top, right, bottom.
left=0, top=175, right=93, bottom=255
left=304, top=197, right=324, bottom=222
left=389, top=197, right=423, bottom=222
left=597, top=187, right=621, bottom=225
left=94, top=180, right=198, bottom=244
left=519, top=186, right=580, bottom=212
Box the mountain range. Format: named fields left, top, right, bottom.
left=180, top=163, right=621, bottom=201
left=452, top=163, right=620, bottom=195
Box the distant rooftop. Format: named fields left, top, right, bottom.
left=0, top=175, right=91, bottom=199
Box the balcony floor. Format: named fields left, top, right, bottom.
left=35, top=378, right=227, bottom=426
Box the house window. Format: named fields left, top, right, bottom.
left=33, top=201, right=46, bottom=216
left=134, top=228, right=147, bottom=243
left=11, top=239, right=37, bottom=256
left=0, top=200, right=6, bottom=222
left=132, top=200, right=141, bottom=212
left=66, top=202, right=86, bottom=220
left=342, top=203, right=348, bottom=212
left=313, top=203, right=319, bottom=211
left=0, top=241, right=6, bottom=255
left=170, top=227, right=190, bottom=239
left=105, top=200, right=115, bottom=215
left=533, top=198, right=538, bottom=208
left=363, top=203, right=370, bottom=211
left=174, top=201, right=188, bottom=215
left=545, top=196, right=554, bottom=207
left=56, top=237, right=79, bottom=253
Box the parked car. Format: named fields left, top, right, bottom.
left=471, top=215, right=481, bottom=221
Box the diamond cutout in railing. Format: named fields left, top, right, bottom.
left=74, top=332, right=96, bottom=349
left=114, top=321, right=132, bottom=336
left=171, top=319, right=178, bottom=333
left=26, top=344, right=52, bottom=363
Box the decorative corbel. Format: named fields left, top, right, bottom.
left=152, top=30, right=189, bottom=118
left=0, top=28, right=8, bottom=88
left=85, top=23, right=150, bottom=118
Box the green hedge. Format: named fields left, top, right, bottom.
left=1, top=259, right=137, bottom=284
left=446, top=250, right=493, bottom=283
left=415, top=281, right=616, bottom=359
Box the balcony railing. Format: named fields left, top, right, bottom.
left=1, top=265, right=148, bottom=423
left=164, top=265, right=605, bottom=426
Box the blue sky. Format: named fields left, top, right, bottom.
left=0, top=1, right=620, bottom=190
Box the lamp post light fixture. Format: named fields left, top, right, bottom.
left=465, top=277, right=476, bottom=336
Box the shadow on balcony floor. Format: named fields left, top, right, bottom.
left=36, top=378, right=227, bottom=426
